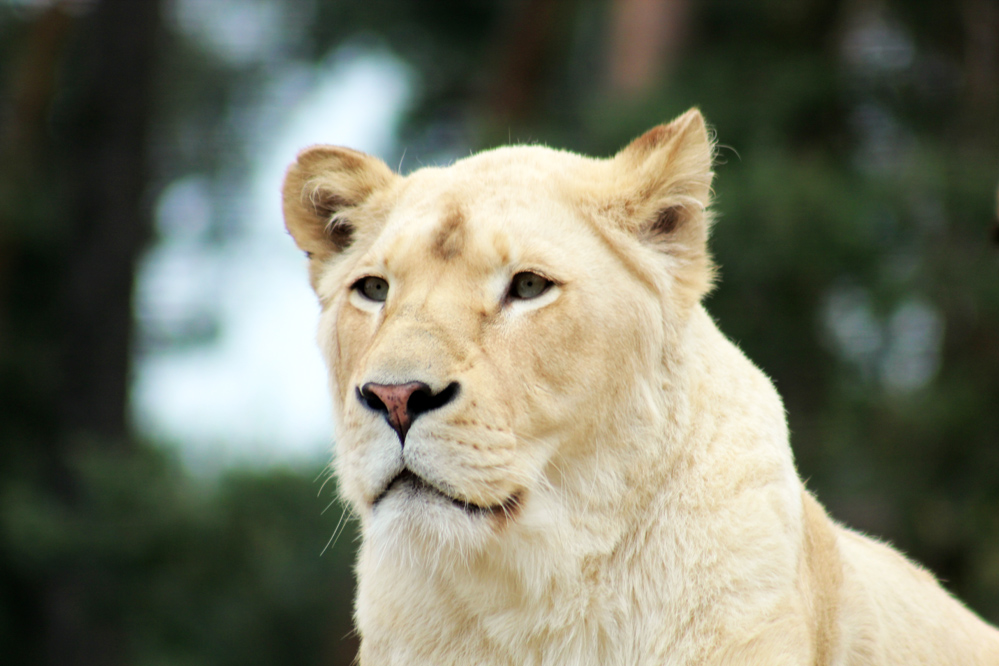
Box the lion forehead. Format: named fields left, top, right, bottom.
left=366, top=180, right=596, bottom=284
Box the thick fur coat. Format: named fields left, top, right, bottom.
left=282, top=109, right=999, bottom=665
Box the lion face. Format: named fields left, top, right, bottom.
left=283, top=110, right=715, bottom=558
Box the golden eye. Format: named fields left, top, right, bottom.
left=510, top=272, right=552, bottom=300
left=354, top=276, right=389, bottom=302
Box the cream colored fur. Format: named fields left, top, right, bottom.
left=282, top=109, right=999, bottom=665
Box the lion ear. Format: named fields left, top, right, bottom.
left=612, top=108, right=716, bottom=304
left=282, top=146, right=398, bottom=264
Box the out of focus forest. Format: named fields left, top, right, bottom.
left=1, top=0, right=997, bottom=664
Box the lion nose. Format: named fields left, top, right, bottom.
left=357, top=381, right=460, bottom=445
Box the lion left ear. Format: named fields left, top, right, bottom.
left=612, top=108, right=716, bottom=304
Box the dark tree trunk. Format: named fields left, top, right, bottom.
left=48, top=0, right=160, bottom=661
left=58, top=0, right=159, bottom=445
left=0, top=1, right=160, bottom=664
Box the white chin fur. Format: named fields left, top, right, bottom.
left=365, top=487, right=497, bottom=569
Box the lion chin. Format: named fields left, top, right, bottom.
left=283, top=108, right=999, bottom=665
left=364, top=466, right=526, bottom=566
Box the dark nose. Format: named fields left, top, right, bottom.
left=357, top=381, right=459, bottom=445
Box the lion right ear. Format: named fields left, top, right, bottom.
left=282, top=146, right=398, bottom=265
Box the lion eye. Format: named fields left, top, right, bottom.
left=510, top=272, right=552, bottom=300
left=354, top=276, right=389, bottom=302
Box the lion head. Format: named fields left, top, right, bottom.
left=283, top=109, right=713, bottom=565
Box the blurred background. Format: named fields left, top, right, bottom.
left=1, top=0, right=997, bottom=663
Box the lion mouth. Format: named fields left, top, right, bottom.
left=373, top=469, right=521, bottom=517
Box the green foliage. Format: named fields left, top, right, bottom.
left=0, top=446, right=358, bottom=666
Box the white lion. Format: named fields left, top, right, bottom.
left=282, top=109, right=999, bottom=665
